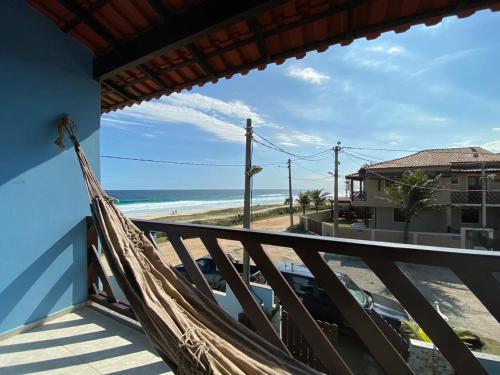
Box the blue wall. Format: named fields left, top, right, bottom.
left=0, top=2, right=100, bottom=334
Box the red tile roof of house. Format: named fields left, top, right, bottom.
left=28, top=0, right=500, bottom=113
left=364, top=147, right=500, bottom=171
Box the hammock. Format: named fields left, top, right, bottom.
left=55, top=116, right=320, bottom=375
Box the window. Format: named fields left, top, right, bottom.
left=289, top=275, right=315, bottom=297
left=468, top=176, right=481, bottom=190
left=393, top=208, right=406, bottom=223
left=450, top=176, right=459, bottom=185
left=196, top=258, right=212, bottom=273
left=461, top=208, right=480, bottom=224
left=377, top=179, right=382, bottom=191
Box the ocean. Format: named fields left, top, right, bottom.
left=108, top=189, right=292, bottom=218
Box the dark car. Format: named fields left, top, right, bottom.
left=276, top=263, right=408, bottom=331
left=175, top=256, right=408, bottom=331
left=174, top=255, right=262, bottom=292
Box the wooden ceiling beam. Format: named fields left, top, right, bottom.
left=61, top=0, right=109, bottom=33
left=186, top=44, right=216, bottom=78
left=93, top=0, right=289, bottom=80
left=58, top=0, right=116, bottom=46
left=138, top=64, right=173, bottom=93
left=102, top=80, right=138, bottom=103
left=248, top=17, right=270, bottom=62
left=146, top=0, right=180, bottom=24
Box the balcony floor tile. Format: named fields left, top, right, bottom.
left=0, top=308, right=173, bottom=375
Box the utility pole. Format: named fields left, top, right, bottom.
left=242, top=118, right=252, bottom=284
left=333, top=141, right=341, bottom=236
left=481, top=162, right=487, bottom=228
left=288, top=159, right=294, bottom=227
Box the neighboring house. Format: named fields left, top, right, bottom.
left=346, top=147, right=500, bottom=243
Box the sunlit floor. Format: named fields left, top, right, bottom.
left=0, top=307, right=173, bottom=374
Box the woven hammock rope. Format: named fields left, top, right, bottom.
left=55, top=115, right=321, bottom=375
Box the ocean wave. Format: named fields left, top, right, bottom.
left=117, top=194, right=289, bottom=217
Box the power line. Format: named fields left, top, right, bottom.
left=292, top=176, right=332, bottom=181
left=253, top=138, right=332, bottom=162
left=252, top=130, right=332, bottom=160
left=344, top=149, right=386, bottom=163
left=101, top=155, right=285, bottom=167
left=341, top=150, right=379, bottom=165
left=294, top=161, right=331, bottom=177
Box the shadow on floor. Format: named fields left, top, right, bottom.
left=0, top=308, right=172, bottom=375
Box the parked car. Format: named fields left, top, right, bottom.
left=276, top=263, right=408, bottom=331
left=174, top=255, right=262, bottom=292
left=175, top=256, right=408, bottom=331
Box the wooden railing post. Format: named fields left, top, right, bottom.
left=86, top=216, right=99, bottom=295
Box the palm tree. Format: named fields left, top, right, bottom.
left=295, top=191, right=311, bottom=214
left=310, top=189, right=328, bottom=212
left=384, top=170, right=440, bottom=243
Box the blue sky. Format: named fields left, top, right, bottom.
left=101, top=10, right=500, bottom=192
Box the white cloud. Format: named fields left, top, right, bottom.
left=166, top=93, right=265, bottom=126
left=482, top=140, right=500, bottom=153
left=492, top=128, right=500, bottom=131
left=275, top=134, right=299, bottom=148
left=417, top=116, right=449, bottom=123
left=343, top=44, right=406, bottom=71
left=103, top=93, right=249, bottom=143
left=291, top=131, right=325, bottom=145
left=388, top=46, right=404, bottom=55
left=411, top=48, right=480, bottom=77
left=273, top=130, right=326, bottom=148
left=287, top=66, right=331, bottom=84
left=366, top=45, right=405, bottom=55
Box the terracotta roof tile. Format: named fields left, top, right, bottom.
left=364, top=147, right=500, bottom=170
left=27, top=0, right=500, bottom=113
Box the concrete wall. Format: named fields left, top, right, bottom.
left=304, top=210, right=332, bottom=222
left=373, top=207, right=448, bottom=233
left=408, top=339, right=500, bottom=375
left=0, top=2, right=100, bottom=334
left=450, top=206, right=500, bottom=231
left=328, top=226, right=462, bottom=248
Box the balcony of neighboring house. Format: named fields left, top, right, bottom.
left=352, top=190, right=367, bottom=202
left=348, top=173, right=368, bottom=204
left=451, top=191, right=500, bottom=205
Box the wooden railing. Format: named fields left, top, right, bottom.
left=86, top=217, right=500, bottom=375
left=352, top=191, right=367, bottom=201
left=281, top=310, right=339, bottom=372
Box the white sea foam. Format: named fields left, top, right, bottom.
left=118, top=194, right=290, bottom=218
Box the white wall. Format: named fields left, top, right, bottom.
left=214, top=283, right=275, bottom=320
left=323, top=224, right=462, bottom=248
